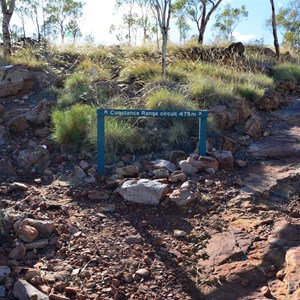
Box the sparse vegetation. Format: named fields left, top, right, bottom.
left=6, top=42, right=295, bottom=160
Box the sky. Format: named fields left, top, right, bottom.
left=13, top=0, right=290, bottom=46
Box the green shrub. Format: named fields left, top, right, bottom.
left=102, top=119, right=147, bottom=162
left=146, top=88, right=196, bottom=110
left=76, top=59, right=111, bottom=81
left=271, top=63, right=300, bottom=82
left=52, top=104, right=95, bottom=149
left=235, top=82, right=264, bottom=102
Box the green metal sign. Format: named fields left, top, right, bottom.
left=97, top=109, right=208, bottom=173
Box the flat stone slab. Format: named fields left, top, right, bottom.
left=248, top=127, right=300, bottom=158
left=202, top=230, right=253, bottom=266
left=241, top=163, right=300, bottom=194
left=273, top=99, right=300, bottom=126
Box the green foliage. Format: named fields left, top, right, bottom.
left=214, top=4, right=248, bottom=42
left=234, top=82, right=264, bottom=102
left=276, top=2, right=300, bottom=50
left=120, top=60, right=161, bottom=82
left=271, top=63, right=300, bottom=82
left=9, top=47, right=47, bottom=69
left=104, top=119, right=147, bottom=162
left=146, top=88, right=196, bottom=110
left=52, top=104, right=95, bottom=149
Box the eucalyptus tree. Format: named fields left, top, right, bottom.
left=44, top=0, right=84, bottom=43
left=269, top=0, right=279, bottom=59
left=0, top=0, right=16, bottom=56
left=173, top=0, right=223, bottom=44
left=275, top=0, right=300, bottom=50
left=150, top=0, right=172, bottom=79
left=213, top=4, right=248, bottom=42
left=15, top=0, right=30, bottom=38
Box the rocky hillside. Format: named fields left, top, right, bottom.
left=0, top=45, right=300, bottom=299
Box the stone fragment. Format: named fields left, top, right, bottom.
left=16, top=146, right=50, bottom=173
left=186, top=157, right=206, bottom=170
left=124, top=235, right=143, bottom=245
left=55, top=166, right=86, bottom=187
left=14, top=218, right=55, bottom=238
left=174, top=230, right=187, bottom=238
left=261, top=286, right=272, bottom=297
left=9, top=243, right=26, bottom=260
left=284, top=247, right=300, bottom=295
left=0, top=158, right=17, bottom=177
left=169, top=188, right=198, bottom=206
left=212, top=150, right=234, bottom=169
left=150, top=159, right=176, bottom=172
left=222, top=136, right=237, bottom=152
left=88, top=191, right=109, bottom=200
left=116, top=165, right=139, bottom=177
left=0, top=266, right=11, bottom=280
left=198, top=156, right=219, bottom=171
left=25, top=239, right=49, bottom=250
left=79, top=160, right=89, bottom=170
left=179, top=160, right=198, bottom=175
left=243, top=114, right=261, bottom=138
left=118, top=179, right=168, bottom=205
left=7, top=114, right=29, bottom=132
left=153, top=168, right=169, bottom=179
left=169, top=171, right=187, bottom=183
left=48, top=293, right=70, bottom=300
left=25, top=269, right=40, bottom=282
left=15, top=225, right=39, bottom=242
left=169, top=150, right=187, bottom=163
left=13, top=279, right=49, bottom=300
left=135, top=268, right=150, bottom=277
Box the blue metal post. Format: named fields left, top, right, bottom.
left=199, top=116, right=207, bottom=156
left=97, top=110, right=105, bottom=173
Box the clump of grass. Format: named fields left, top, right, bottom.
left=234, top=82, right=264, bottom=102
left=76, top=59, right=111, bottom=81
left=120, top=60, right=161, bottom=82
left=88, top=118, right=148, bottom=162
left=271, top=63, right=300, bottom=82
left=146, top=88, right=196, bottom=110
left=52, top=104, right=95, bottom=149
left=10, top=47, right=47, bottom=69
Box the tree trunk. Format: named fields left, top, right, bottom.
left=270, top=0, right=280, bottom=59
left=198, top=0, right=223, bottom=44
left=1, top=0, right=16, bottom=57
left=161, top=28, right=168, bottom=78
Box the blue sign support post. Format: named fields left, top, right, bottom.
left=97, top=109, right=208, bottom=173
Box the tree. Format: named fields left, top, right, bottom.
left=44, top=0, right=84, bottom=43
left=276, top=1, right=300, bottom=50
left=269, top=0, right=279, bottom=59
left=1, top=0, right=16, bottom=56
left=213, top=4, right=248, bottom=42
left=15, top=0, right=30, bottom=38
left=175, top=14, right=190, bottom=43
left=173, top=0, right=223, bottom=44
left=151, top=0, right=172, bottom=79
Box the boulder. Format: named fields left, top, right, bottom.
left=243, top=114, right=261, bottom=138
left=0, top=65, right=35, bottom=98
left=13, top=279, right=49, bottom=300
left=284, top=247, right=300, bottom=295
left=116, top=165, right=139, bottom=177
left=179, top=160, right=198, bottom=175
left=212, top=150, right=234, bottom=169
left=198, top=156, right=219, bottom=171
left=118, top=179, right=168, bottom=205
left=0, top=158, right=17, bottom=177
left=16, top=145, right=50, bottom=173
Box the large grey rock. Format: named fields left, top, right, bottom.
left=0, top=65, right=35, bottom=98
left=118, top=179, right=168, bottom=205
left=54, top=166, right=87, bottom=187
left=150, top=159, right=176, bottom=172
left=13, top=279, right=49, bottom=300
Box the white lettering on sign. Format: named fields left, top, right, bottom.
left=141, top=110, right=159, bottom=117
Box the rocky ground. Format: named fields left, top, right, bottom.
left=0, top=75, right=300, bottom=299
